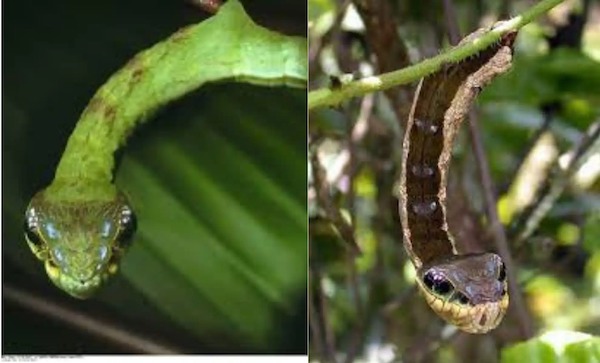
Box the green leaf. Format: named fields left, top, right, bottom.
left=501, top=330, right=600, bottom=363
left=116, top=85, right=307, bottom=348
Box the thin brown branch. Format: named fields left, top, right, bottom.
left=311, top=263, right=338, bottom=363
left=511, top=121, right=600, bottom=245
left=342, top=96, right=371, bottom=360
left=442, top=0, right=461, bottom=42
left=347, top=94, right=375, bottom=216
left=381, top=286, right=416, bottom=316
left=345, top=95, right=391, bottom=362
left=309, top=267, right=327, bottom=361
left=403, top=325, right=460, bottom=363
left=311, top=150, right=362, bottom=255
left=309, top=0, right=351, bottom=85
left=341, top=241, right=366, bottom=363
left=499, top=0, right=513, bottom=19
left=3, top=284, right=182, bottom=354
left=499, top=104, right=556, bottom=195
left=352, top=0, right=413, bottom=125
left=308, top=306, right=326, bottom=360
left=467, top=109, right=535, bottom=339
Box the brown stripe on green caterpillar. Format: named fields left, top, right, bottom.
left=399, top=28, right=516, bottom=333
left=23, top=0, right=306, bottom=299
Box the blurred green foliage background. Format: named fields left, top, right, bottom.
left=2, top=0, right=307, bottom=354
left=308, top=0, right=600, bottom=362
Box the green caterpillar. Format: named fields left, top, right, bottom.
left=23, top=0, right=307, bottom=299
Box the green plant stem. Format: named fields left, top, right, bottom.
left=308, top=0, right=565, bottom=110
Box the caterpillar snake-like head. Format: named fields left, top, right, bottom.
left=415, top=253, right=509, bottom=334
left=23, top=191, right=136, bottom=299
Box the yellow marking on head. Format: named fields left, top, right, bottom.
left=108, top=262, right=119, bottom=275
left=45, top=260, right=61, bottom=281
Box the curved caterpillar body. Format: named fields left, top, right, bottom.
left=23, top=0, right=307, bottom=299
left=399, top=30, right=516, bottom=333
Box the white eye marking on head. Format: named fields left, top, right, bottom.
left=26, top=208, right=38, bottom=226
left=100, top=220, right=113, bottom=238
left=98, top=245, right=109, bottom=261
left=53, top=247, right=65, bottom=264
left=45, top=223, right=60, bottom=240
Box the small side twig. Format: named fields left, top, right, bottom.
left=347, top=94, right=375, bottom=217
left=309, top=295, right=326, bottom=361
left=310, top=263, right=339, bottom=363
left=309, top=0, right=351, bottom=85
left=352, top=0, right=413, bottom=125
left=403, top=325, right=460, bottom=363
left=310, top=150, right=362, bottom=256
left=3, top=284, right=182, bottom=354
left=308, top=244, right=328, bottom=362
left=511, top=121, right=600, bottom=246
left=499, top=104, right=556, bottom=195
left=467, top=110, right=535, bottom=338
left=343, top=96, right=373, bottom=325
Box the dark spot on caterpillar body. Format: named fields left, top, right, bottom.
left=414, top=118, right=439, bottom=134
left=412, top=201, right=438, bottom=216
left=130, top=67, right=146, bottom=85
left=123, top=54, right=147, bottom=86
left=80, top=97, right=109, bottom=120
left=123, top=54, right=143, bottom=71
left=103, top=105, right=117, bottom=122
left=411, top=164, right=435, bottom=178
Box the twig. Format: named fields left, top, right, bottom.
left=3, top=284, right=182, bottom=354
left=309, top=0, right=566, bottom=110
left=442, top=0, right=461, bottom=40
left=381, top=286, right=417, bottom=316
left=338, top=95, right=371, bottom=361
left=343, top=96, right=373, bottom=327
left=311, top=150, right=362, bottom=255
left=499, top=104, right=556, bottom=195
left=341, top=232, right=367, bottom=363
left=402, top=325, right=459, bottom=363
left=347, top=94, right=375, bottom=215
left=511, top=121, right=600, bottom=245
left=309, top=269, right=327, bottom=360
left=509, top=0, right=595, bottom=245
left=468, top=110, right=535, bottom=338
left=309, top=0, right=351, bottom=84
left=311, top=264, right=338, bottom=363
left=320, top=95, right=374, bottom=190
left=345, top=95, right=392, bottom=362
left=342, top=319, right=364, bottom=363
left=443, top=0, right=534, bottom=338
left=352, top=0, right=413, bottom=125
left=499, top=0, right=513, bottom=19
